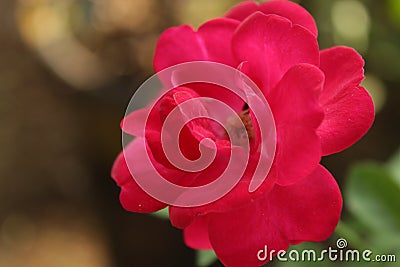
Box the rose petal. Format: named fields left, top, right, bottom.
left=207, top=192, right=288, bottom=267
left=207, top=165, right=342, bottom=266
left=183, top=216, right=212, bottom=250
left=273, top=165, right=342, bottom=243
left=318, top=46, right=375, bottom=155
left=169, top=179, right=250, bottom=229
left=168, top=144, right=255, bottom=229
left=121, top=108, right=153, bottom=137
left=320, top=47, right=364, bottom=95
left=154, top=18, right=240, bottom=72
left=225, top=1, right=258, bottom=21
left=226, top=0, right=318, bottom=36
left=232, top=13, right=319, bottom=94
left=186, top=83, right=245, bottom=115
left=145, top=87, right=216, bottom=167
left=169, top=153, right=278, bottom=230
left=111, top=139, right=166, bottom=213
left=268, top=64, right=324, bottom=186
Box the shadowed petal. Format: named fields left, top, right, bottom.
left=183, top=216, right=212, bottom=250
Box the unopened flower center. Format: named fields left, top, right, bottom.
left=225, top=104, right=255, bottom=145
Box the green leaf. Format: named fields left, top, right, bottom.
left=196, top=249, right=217, bottom=267
left=370, top=232, right=400, bottom=255
left=346, top=163, right=400, bottom=233
left=150, top=207, right=169, bottom=220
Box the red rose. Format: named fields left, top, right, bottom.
left=112, top=1, right=374, bottom=266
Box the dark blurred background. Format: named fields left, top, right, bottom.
left=0, top=0, right=399, bottom=266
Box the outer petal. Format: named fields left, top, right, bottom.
left=121, top=108, right=157, bottom=137
left=153, top=18, right=240, bottom=72
left=226, top=0, right=318, bottom=36
left=268, top=64, right=324, bottom=186
left=272, top=165, right=342, bottom=243
left=183, top=216, right=212, bottom=250
left=111, top=139, right=166, bottom=213
left=318, top=47, right=375, bottom=155
left=207, top=194, right=289, bottom=267
left=232, top=13, right=319, bottom=93
left=225, top=1, right=258, bottom=21
left=207, top=165, right=342, bottom=267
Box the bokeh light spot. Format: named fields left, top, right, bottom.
left=331, top=0, right=370, bottom=52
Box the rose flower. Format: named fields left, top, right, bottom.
left=112, top=1, right=374, bottom=266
